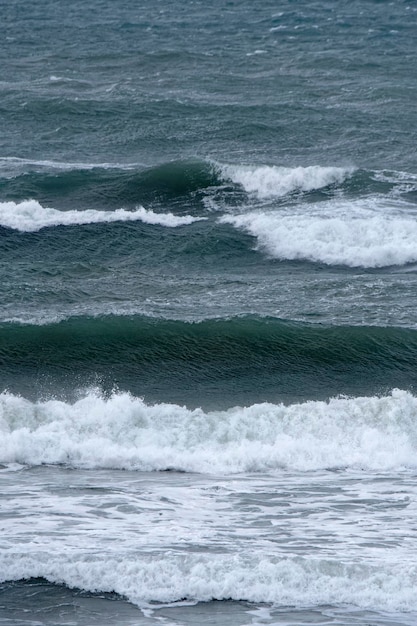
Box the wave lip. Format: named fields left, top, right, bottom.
left=1, top=389, right=416, bottom=473
left=221, top=164, right=353, bottom=198
left=0, top=200, right=204, bottom=232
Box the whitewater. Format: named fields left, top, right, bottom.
left=1, top=389, right=417, bottom=473
left=2, top=388, right=417, bottom=620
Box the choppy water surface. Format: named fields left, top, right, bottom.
left=1, top=0, right=417, bottom=624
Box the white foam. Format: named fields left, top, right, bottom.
left=1, top=389, right=417, bottom=473
left=0, top=156, right=140, bottom=171
left=0, top=551, right=416, bottom=611
left=220, top=198, right=417, bottom=267
left=0, top=200, right=204, bottom=232
left=133, top=206, right=206, bottom=227
left=222, top=164, right=353, bottom=198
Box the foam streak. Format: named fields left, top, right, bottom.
left=0, top=200, right=204, bottom=232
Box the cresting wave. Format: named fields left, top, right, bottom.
left=1, top=553, right=416, bottom=612
left=221, top=164, right=354, bottom=198
left=0, top=200, right=204, bottom=231
left=221, top=197, right=417, bottom=267
left=0, top=160, right=354, bottom=205
left=1, top=159, right=415, bottom=209
left=1, top=389, right=417, bottom=472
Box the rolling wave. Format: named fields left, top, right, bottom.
left=0, top=159, right=386, bottom=210
left=2, top=159, right=417, bottom=269
left=1, top=552, right=416, bottom=611
left=0, top=159, right=220, bottom=209
left=1, top=316, right=416, bottom=404
left=2, top=314, right=417, bottom=369
left=1, top=388, right=416, bottom=473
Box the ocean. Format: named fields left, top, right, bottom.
left=1, top=1, right=417, bottom=624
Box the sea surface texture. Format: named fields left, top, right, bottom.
left=1, top=1, right=417, bottom=625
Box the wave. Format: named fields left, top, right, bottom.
left=1, top=316, right=416, bottom=404
left=0, top=159, right=220, bottom=209
left=221, top=164, right=354, bottom=198
left=1, top=551, right=416, bottom=612
left=1, top=314, right=417, bottom=372
left=2, top=159, right=415, bottom=219
left=1, top=388, right=417, bottom=473
left=0, top=160, right=358, bottom=211
left=221, top=197, right=417, bottom=267
left=0, top=200, right=203, bottom=231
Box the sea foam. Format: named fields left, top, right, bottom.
left=1, top=389, right=416, bottom=473
left=222, top=164, right=352, bottom=198
left=221, top=198, right=417, bottom=267
left=1, top=551, right=416, bottom=611
left=0, top=200, right=204, bottom=232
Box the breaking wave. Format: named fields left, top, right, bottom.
left=221, top=164, right=353, bottom=198
left=1, top=553, right=416, bottom=612
left=1, top=389, right=416, bottom=473
left=221, top=197, right=417, bottom=267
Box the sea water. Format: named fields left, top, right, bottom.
left=1, top=1, right=417, bottom=624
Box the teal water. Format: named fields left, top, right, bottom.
left=1, top=1, right=417, bottom=624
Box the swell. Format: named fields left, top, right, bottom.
left=0, top=159, right=220, bottom=210
left=1, top=316, right=416, bottom=405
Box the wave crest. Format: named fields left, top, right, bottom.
left=221, top=164, right=353, bottom=198
left=0, top=200, right=203, bottom=232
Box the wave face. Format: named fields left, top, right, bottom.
left=1, top=388, right=416, bottom=473
left=0, top=159, right=220, bottom=209
left=1, top=316, right=417, bottom=406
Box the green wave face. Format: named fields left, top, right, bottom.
left=1, top=316, right=416, bottom=408
left=0, top=160, right=222, bottom=210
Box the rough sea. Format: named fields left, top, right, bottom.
left=1, top=1, right=417, bottom=624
